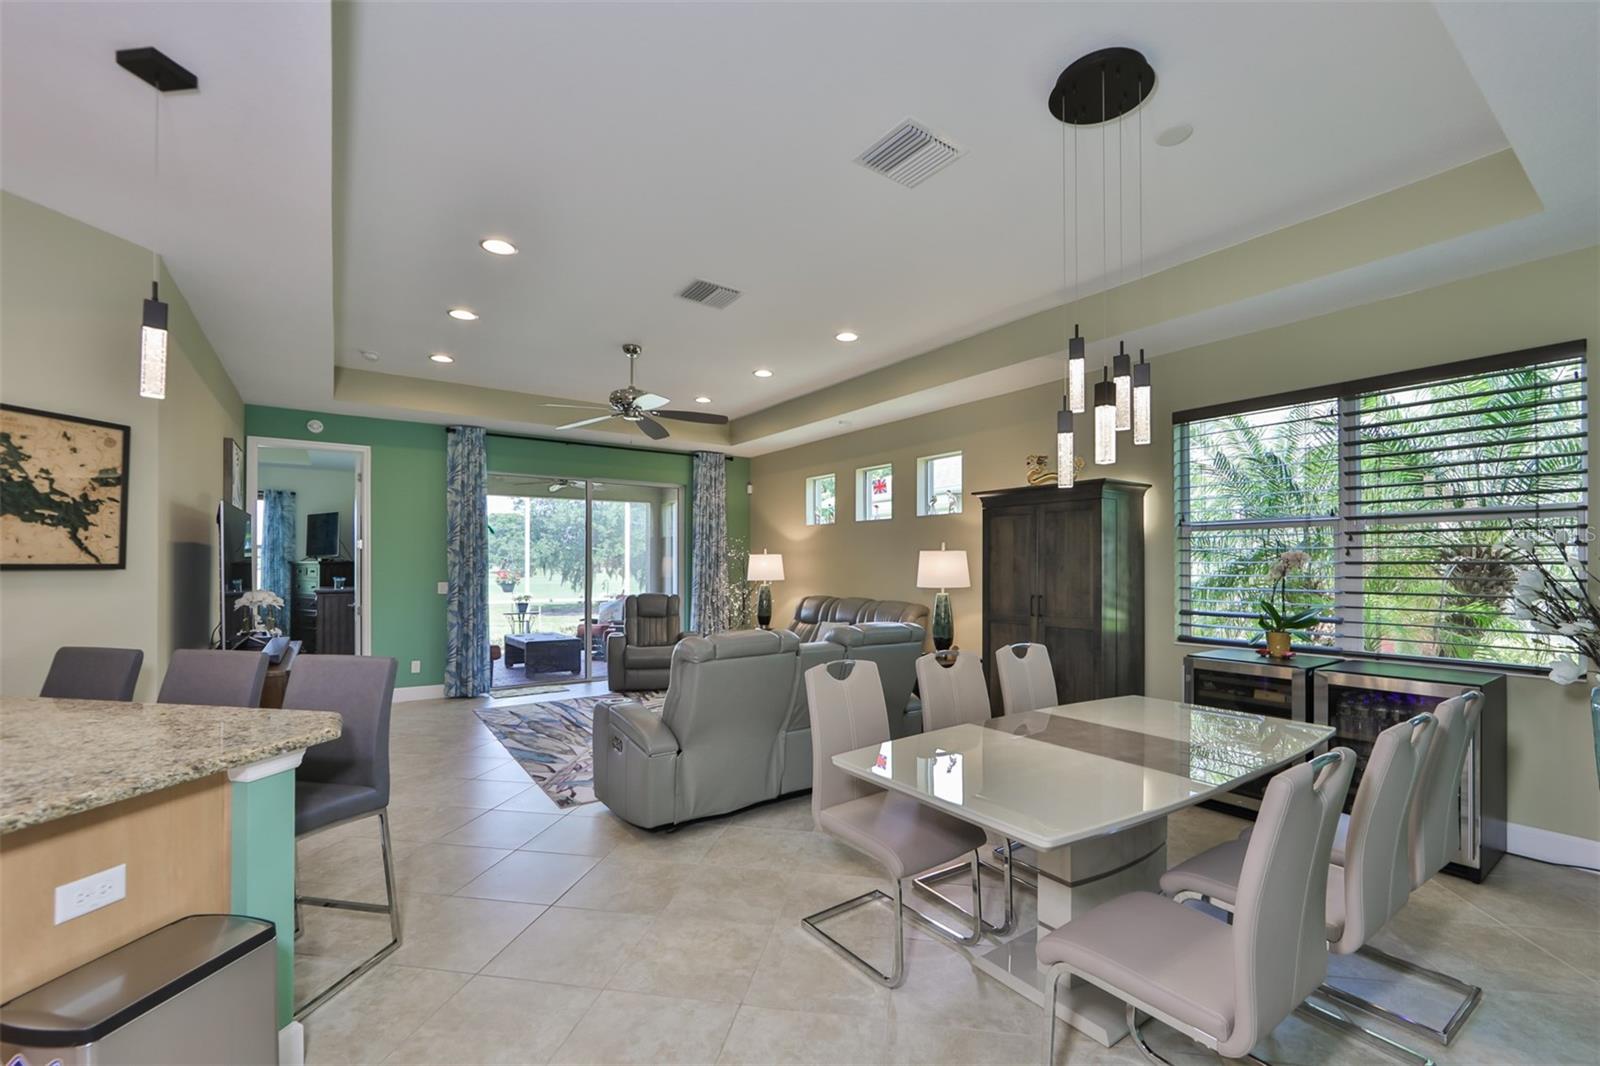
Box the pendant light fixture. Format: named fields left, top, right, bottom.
left=1112, top=342, right=1132, bottom=432
left=117, top=48, right=197, bottom=400
left=1093, top=366, right=1117, bottom=466
left=1133, top=349, right=1152, bottom=446
left=1056, top=399, right=1075, bottom=488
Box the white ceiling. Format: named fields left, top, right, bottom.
left=335, top=1, right=1507, bottom=417
left=2, top=2, right=1594, bottom=454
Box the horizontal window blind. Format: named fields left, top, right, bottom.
left=1175, top=343, right=1588, bottom=668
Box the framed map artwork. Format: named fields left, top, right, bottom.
left=1, top=404, right=130, bottom=569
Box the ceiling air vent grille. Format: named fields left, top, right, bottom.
left=855, top=119, right=964, bottom=188
left=678, top=279, right=742, bottom=309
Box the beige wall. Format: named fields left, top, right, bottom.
left=751, top=245, right=1600, bottom=843
left=1, top=192, right=243, bottom=698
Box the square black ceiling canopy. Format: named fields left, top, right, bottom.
left=116, top=47, right=198, bottom=92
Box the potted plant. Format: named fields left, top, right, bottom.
left=514, top=594, right=531, bottom=617
left=495, top=569, right=519, bottom=594
left=235, top=589, right=286, bottom=635
left=1256, top=549, right=1318, bottom=658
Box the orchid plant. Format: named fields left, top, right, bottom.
left=1502, top=527, right=1600, bottom=685
left=1256, top=549, right=1320, bottom=639
left=235, top=588, right=285, bottom=634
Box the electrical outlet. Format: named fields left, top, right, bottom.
left=410, top=660, right=422, bottom=674
left=55, top=864, right=126, bottom=924
left=437, top=581, right=448, bottom=595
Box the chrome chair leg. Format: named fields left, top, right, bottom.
left=1297, top=995, right=1435, bottom=1066
left=912, top=844, right=1016, bottom=937
left=293, top=809, right=403, bottom=1019
left=901, top=850, right=986, bottom=947
left=1318, top=943, right=1482, bottom=1046
left=1041, top=962, right=1064, bottom=1065
left=801, top=882, right=907, bottom=988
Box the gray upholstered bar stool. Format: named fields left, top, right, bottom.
left=157, top=649, right=268, bottom=706
left=1160, top=714, right=1438, bottom=1066
left=910, top=650, right=1016, bottom=935
left=1040, top=749, right=1354, bottom=1066
left=994, top=642, right=1056, bottom=714
left=802, top=658, right=990, bottom=988
left=283, top=654, right=400, bottom=1019
left=1318, top=691, right=1485, bottom=1046
left=39, top=646, right=144, bottom=700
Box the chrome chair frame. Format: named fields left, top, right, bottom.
left=910, top=844, right=1018, bottom=937
left=292, top=808, right=402, bottom=1019
left=802, top=850, right=987, bottom=989
left=1320, top=944, right=1482, bottom=1046
left=1042, top=966, right=1272, bottom=1066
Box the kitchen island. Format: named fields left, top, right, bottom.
left=0, top=696, right=340, bottom=1053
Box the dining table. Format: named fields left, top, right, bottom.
left=832, top=694, right=1335, bottom=1047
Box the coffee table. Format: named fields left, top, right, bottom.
left=503, top=632, right=583, bottom=676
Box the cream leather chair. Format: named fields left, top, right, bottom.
left=995, top=642, right=1057, bottom=714
left=801, top=658, right=989, bottom=988
left=1161, top=714, right=1438, bottom=1066
left=1040, top=749, right=1354, bottom=1065
left=911, top=651, right=1015, bottom=935
left=1320, top=691, right=1485, bottom=1046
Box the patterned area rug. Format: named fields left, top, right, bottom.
left=474, top=693, right=661, bottom=809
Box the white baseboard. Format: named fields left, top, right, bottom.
left=1505, top=821, right=1600, bottom=869
left=393, top=684, right=446, bottom=703
left=279, top=1020, right=305, bottom=1065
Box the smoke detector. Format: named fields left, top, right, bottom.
left=855, top=119, right=964, bottom=188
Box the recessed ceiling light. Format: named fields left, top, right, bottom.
left=694, top=395, right=712, bottom=404
left=359, top=349, right=380, bottom=362
left=1155, top=123, right=1193, bottom=148
left=429, top=352, right=454, bottom=364
left=479, top=238, right=517, bottom=256
left=835, top=331, right=859, bottom=343
left=752, top=369, right=773, bottom=378
left=447, top=308, right=479, bottom=321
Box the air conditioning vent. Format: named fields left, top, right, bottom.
left=855, top=119, right=964, bottom=188
left=678, top=279, right=742, bottom=309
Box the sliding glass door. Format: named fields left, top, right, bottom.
left=487, top=474, right=681, bottom=690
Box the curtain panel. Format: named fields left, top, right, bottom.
left=445, top=426, right=491, bottom=697
left=689, top=451, right=730, bottom=634
left=259, top=489, right=296, bottom=633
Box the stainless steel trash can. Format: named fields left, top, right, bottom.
left=0, top=914, right=277, bottom=1065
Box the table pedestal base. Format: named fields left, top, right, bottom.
left=956, top=818, right=1168, bottom=1048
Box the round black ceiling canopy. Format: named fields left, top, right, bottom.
left=1048, top=48, right=1155, bottom=126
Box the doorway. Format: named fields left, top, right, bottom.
left=245, top=438, right=371, bottom=655
left=487, top=473, right=682, bottom=691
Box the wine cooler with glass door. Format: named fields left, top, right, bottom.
left=1314, top=661, right=1506, bottom=882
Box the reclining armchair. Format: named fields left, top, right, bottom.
left=605, top=593, right=683, bottom=693
left=594, top=629, right=801, bottom=828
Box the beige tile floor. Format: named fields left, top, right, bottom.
left=296, top=690, right=1600, bottom=1065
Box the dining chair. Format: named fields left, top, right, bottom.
left=801, top=657, right=990, bottom=988
left=1040, top=748, right=1354, bottom=1066
left=995, top=642, right=1056, bottom=714
left=39, top=646, right=144, bottom=701
left=282, top=653, right=400, bottom=1019
left=910, top=650, right=1016, bottom=935
left=1161, top=714, right=1439, bottom=1066
left=157, top=649, right=268, bottom=706
left=1318, top=691, right=1485, bottom=1046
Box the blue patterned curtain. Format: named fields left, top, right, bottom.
left=445, top=427, right=491, bottom=697
left=260, top=489, right=295, bottom=633
left=689, top=452, right=729, bottom=634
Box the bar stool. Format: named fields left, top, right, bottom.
left=40, top=646, right=143, bottom=701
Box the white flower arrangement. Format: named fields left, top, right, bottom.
left=1500, top=527, right=1600, bottom=685
left=236, top=588, right=286, bottom=633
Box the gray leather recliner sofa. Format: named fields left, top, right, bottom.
left=788, top=595, right=930, bottom=641
left=605, top=593, right=683, bottom=692
left=594, top=629, right=801, bottom=828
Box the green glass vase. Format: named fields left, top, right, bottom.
left=932, top=590, right=954, bottom=652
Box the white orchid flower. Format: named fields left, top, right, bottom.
left=1547, top=656, right=1585, bottom=685
left=1515, top=570, right=1546, bottom=594
left=1553, top=528, right=1572, bottom=546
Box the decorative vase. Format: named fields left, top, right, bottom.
left=1265, top=630, right=1293, bottom=659
left=931, top=590, right=954, bottom=652
left=757, top=583, right=773, bottom=629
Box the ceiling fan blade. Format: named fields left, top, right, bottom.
left=652, top=409, right=730, bottom=425
left=635, top=416, right=671, bottom=441
left=634, top=393, right=670, bottom=411
left=539, top=403, right=611, bottom=411
left=557, top=415, right=616, bottom=431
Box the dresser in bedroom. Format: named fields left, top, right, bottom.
left=975, top=479, right=1148, bottom=710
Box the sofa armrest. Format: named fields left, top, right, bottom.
left=605, top=699, right=679, bottom=756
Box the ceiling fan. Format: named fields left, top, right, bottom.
left=541, top=344, right=729, bottom=441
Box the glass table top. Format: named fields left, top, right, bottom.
left=832, top=695, right=1335, bottom=850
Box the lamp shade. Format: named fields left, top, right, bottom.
left=916, top=549, right=970, bottom=590
left=747, top=551, right=785, bottom=582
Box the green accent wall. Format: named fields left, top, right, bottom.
left=244, top=406, right=750, bottom=686
left=229, top=770, right=298, bottom=1027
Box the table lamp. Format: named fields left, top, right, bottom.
left=916, top=543, right=970, bottom=652
left=747, top=549, right=785, bottom=629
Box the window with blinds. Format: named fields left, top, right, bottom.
left=1175, top=342, right=1588, bottom=668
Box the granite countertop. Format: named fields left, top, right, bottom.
left=0, top=697, right=342, bottom=834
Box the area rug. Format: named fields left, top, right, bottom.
left=474, top=693, right=661, bottom=809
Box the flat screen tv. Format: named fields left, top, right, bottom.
left=217, top=501, right=253, bottom=649
left=306, top=511, right=339, bottom=558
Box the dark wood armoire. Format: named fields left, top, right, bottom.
left=976, top=479, right=1148, bottom=709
